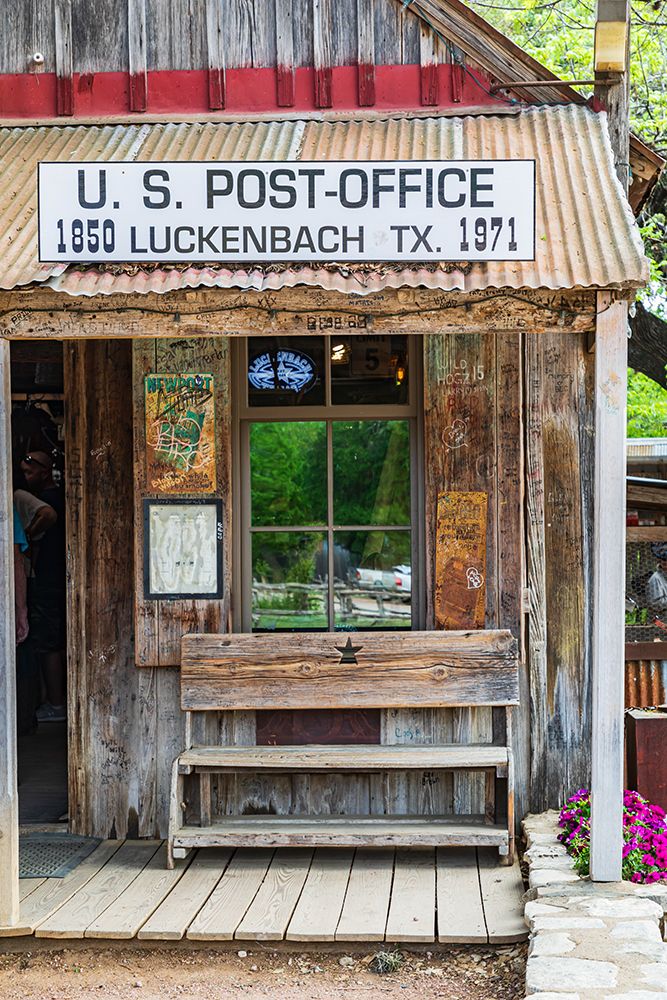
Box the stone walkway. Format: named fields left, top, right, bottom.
left=523, top=812, right=667, bottom=999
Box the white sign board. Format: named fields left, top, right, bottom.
left=38, top=160, right=535, bottom=264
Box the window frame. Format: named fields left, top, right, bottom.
left=232, top=334, right=425, bottom=633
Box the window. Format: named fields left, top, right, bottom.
left=235, top=335, right=422, bottom=631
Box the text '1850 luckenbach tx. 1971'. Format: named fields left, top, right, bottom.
left=37, top=160, right=536, bottom=264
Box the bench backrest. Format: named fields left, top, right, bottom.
left=180, top=629, right=519, bottom=711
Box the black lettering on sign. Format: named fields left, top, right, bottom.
left=78, top=168, right=107, bottom=209
left=143, top=169, right=171, bottom=209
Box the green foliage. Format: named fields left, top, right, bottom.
left=463, top=1, right=667, bottom=434
left=627, top=368, right=667, bottom=436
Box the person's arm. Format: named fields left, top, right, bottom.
left=14, top=542, right=29, bottom=643
left=25, top=502, right=57, bottom=542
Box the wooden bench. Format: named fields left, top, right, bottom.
left=168, top=629, right=519, bottom=868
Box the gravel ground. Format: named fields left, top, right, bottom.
left=0, top=944, right=526, bottom=1000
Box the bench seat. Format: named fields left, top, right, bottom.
left=172, top=815, right=509, bottom=851
left=168, top=629, right=519, bottom=868
left=178, top=743, right=510, bottom=773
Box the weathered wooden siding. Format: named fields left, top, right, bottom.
left=62, top=307, right=595, bottom=838
left=65, top=339, right=192, bottom=838
left=132, top=338, right=232, bottom=667
left=0, top=0, right=442, bottom=76
left=525, top=332, right=595, bottom=812
left=423, top=331, right=525, bottom=818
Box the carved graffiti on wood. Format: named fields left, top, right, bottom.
left=435, top=491, right=488, bottom=630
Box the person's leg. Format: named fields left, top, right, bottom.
left=42, top=649, right=66, bottom=708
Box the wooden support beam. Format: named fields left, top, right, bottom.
left=128, top=0, right=148, bottom=112
left=313, top=0, right=333, bottom=108
left=0, top=338, right=19, bottom=927
left=54, top=0, right=73, bottom=116
left=590, top=291, right=628, bottom=882
left=419, top=22, right=439, bottom=106
left=275, top=0, right=295, bottom=107
left=205, top=0, right=226, bottom=110
left=357, top=0, right=375, bottom=107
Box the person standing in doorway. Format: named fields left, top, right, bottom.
left=20, top=451, right=66, bottom=723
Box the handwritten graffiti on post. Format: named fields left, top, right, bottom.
left=435, top=491, right=488, bottom=630
left=145, top=373, right=216, bottom=493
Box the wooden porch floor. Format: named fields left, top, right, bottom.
left=2, top=841, right=527, bottom=945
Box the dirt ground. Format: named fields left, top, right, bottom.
left=0, top=944, right=526, bottom=1000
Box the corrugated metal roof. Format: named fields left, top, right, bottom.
left=0, top=105, right=648, bottom=296
left=627, top=439, right=667, bottom=459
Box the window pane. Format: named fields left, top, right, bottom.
left=252, top=531, right=328, bottom=630
left=333, top=420, right=410, bottom=526
left=331, top=335, right=409, bottom=406
left=248, top=337, right=325, bottom=407
left=250, top=422, right=327, bottom=526
left=334, top=530, right=411, bottom=629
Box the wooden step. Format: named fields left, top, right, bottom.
left=179, top=743, right=509, bottom=773
left=173, top=816, right=509, bottom=850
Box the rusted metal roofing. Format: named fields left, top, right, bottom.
left=0, top=105, right=648, bottom=296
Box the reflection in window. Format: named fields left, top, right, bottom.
left=251, top=531, right=327, bottom=630
left=333, top=420, right=410, bottom=526
left=334, top=530, right=411, bottom=629
left=250, top=422, right=326, bottom=526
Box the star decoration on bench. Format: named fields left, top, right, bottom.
left=334, top=636, right=363, bottom=665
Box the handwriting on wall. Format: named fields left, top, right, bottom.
left=145, top=373, right=216, bottom=493
left=435, top=491, right=488, bottom=630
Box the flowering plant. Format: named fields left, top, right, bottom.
left=558, top=788, right=667, bottom=884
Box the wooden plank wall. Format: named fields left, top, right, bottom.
left=0, top=0, right=427, bottom=75
left=423, top=332, right=524, bottom=819
left=525, top=333, right=594, bottom=812
left=132, top=338, right=232, bottom=667
left=65, top=340, right=175, bottom=839
left=64, top=324, right=594, bottom=837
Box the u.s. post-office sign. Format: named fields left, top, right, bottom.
left=37, top=160, right=536, bottom=264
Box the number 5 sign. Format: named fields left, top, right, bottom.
left=350, top=337, right=392, bottom=376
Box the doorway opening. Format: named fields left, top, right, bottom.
left=10, top=341, right=68, bottom=825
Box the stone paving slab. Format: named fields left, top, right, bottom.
left=522, top=813, right=667, bottom=999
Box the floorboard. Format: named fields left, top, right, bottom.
left=236, top=848, right=313, bottom=941
left=477, top=848, right=528, bottom=943
left=187, top=848, right=274, bottom=941
left=286, top=848, right=354, bottom=942
left=3, top=841, right=122, bottom=937
left=85, top=844, right=190, bottom=939
left=436, top=847, right=487, bottom=944
left=19, top=879, right=46, bottom=902
left=335, top=848, right=394, bottom=942
left=138, top=848, right=233, bottom=941
left=385, top=848, right=436, bottom=942
left=4, top=842, right=528, bottom=944
left=35, top=841, right=162, bottom=939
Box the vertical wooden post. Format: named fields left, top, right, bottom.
left=590, top=292, right=628, bottom=882
left=128, top=0, right=148, bottom=112
left=356, top=0, right=375, bottom=107
left=54, top=0, right=74, bottom=116
left=276, top=0, right=295, bottom=107
left=205, top=0, right=226, bottom=110
left=0, top=338, right=19, bottom=926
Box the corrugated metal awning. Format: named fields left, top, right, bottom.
left=0, top=105, right=649, bottom=296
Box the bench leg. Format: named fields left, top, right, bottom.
left=200, top=772, right=212, bottom=827
left=167, top=756, right=184, bottom=870
left=500, top=748, right=515, bottom=866
left=484, top=770, right=495, bottom=825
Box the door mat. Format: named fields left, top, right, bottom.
left=19, top=833, right=101, bottom=878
